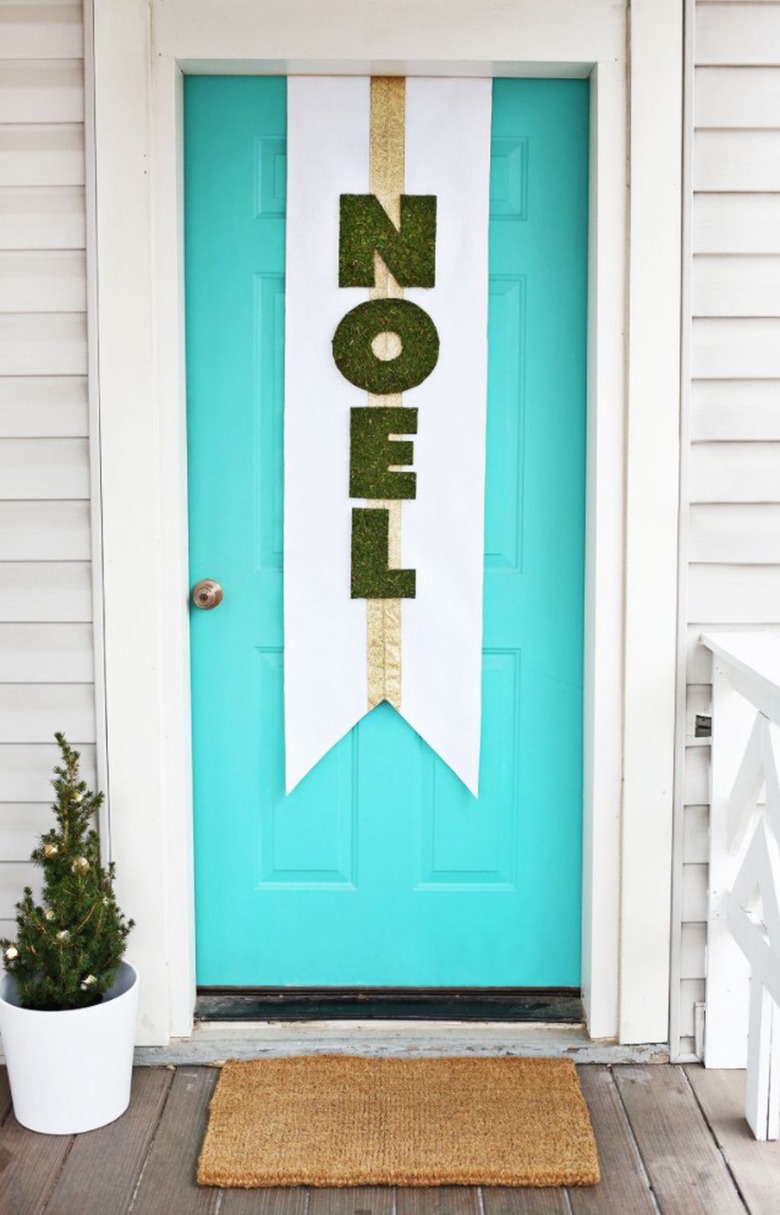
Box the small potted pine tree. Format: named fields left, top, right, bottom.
left=0, top=734, right=137, bottom=1134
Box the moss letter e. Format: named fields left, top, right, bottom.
left=350, top=406, right=418, bottom=500
left=339, top=194, right=436, bottom=288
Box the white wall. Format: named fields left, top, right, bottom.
left=675, top=0, right=780, bottom=1060
left=0, top=2, right=97, bottom=938
left=2, top=0, right=687, bottom=1046
left=10, top=0, right=775, bottom=1058
left=91, top=0, right=689, bottom=1047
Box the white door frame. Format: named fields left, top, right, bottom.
left=89, top=0, right=682, bottom=1046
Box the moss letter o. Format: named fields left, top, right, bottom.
left=332, top=299, right=439, bottom=395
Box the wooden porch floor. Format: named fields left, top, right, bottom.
left=1, top=1064, right=780, bottom=1214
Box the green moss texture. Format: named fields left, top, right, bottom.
left=351, top=508, right=416, bottom=599
left=350, top=406, right=418, bottom=500
left=339, top=194, right=437, bottom=288
left=332, top=298, right=439, bottom=395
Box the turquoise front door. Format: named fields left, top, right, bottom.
left=186, top=77, right=588, bottom=988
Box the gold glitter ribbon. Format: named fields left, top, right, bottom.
left=367, top=77, right=405, bottom=710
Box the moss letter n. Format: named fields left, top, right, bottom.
left=339, top=194, right=436, bottom=288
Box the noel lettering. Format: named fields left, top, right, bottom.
left=332, top=192, right=438, bottom=599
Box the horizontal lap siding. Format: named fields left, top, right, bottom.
left=694, top=195, right=780, bottom=254
left=678, top=0, right=780, bottom=1059
left=0, top=0, right=96, bottom=923
left=697, top=3, right=780, bottom=66
left=6, top=1, right=778, bottom=1048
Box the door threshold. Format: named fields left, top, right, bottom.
left=133, top=1021, right=670, bottom=1067
left=195, top=986, right=583, bottom=1023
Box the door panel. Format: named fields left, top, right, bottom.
left=186, top=76, right=588, bottom=987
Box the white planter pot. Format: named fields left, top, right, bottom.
left=0, top=961, right=138, bottom=1135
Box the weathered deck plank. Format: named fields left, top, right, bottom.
left=130, top=1065, right=221, bottom=1215
left=223, top=1188, right=309, bottom=1214
left=483, top=1184, right=569, bottom=1213
left=685, top=1065, right=780, bottom=1215
left=0, top=1063, right=775, bottom=1214
left=397, top=1188, right=481, bottom=1214
left=0, top=1114, right=72, bottom=1215
left=614, top=1065, right=747, bottom=1214
left=42, top=1066, right=174, bottom=1215
left=0, top=1067, right=10, bottom=1123
left=568, top=1065, right=656, bottom=1215
left=308, top=1187, right=395, bottom=1214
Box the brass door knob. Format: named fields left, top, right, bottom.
left=191, top=579, right=223, bottom=610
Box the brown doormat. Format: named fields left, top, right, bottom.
left=197, top=1055, right=600, bottom=1188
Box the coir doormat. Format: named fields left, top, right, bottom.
left=197, top=1055, right=600, bottom=1188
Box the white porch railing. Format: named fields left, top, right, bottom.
left=703, top=631, right=780, bottom=1140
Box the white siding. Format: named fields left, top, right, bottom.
left=677, top=0, right=780, bottom=1060
left=0, top=1, right=95, bottom=941
left=10, top=0, right=780, bottom=1050
left=697, top=3, right=780, bottom=66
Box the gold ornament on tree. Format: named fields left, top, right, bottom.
left=0, top=734, right=134, bottom=1011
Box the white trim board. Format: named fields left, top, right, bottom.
left=620, top=0, right=683, bottom=1045
left=83, top=0, right=111, bottom=855
left=90, top=0, right=682, bottom=1047
left=670, top=0, right=697, bottom=1065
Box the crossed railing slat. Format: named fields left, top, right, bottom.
left=703, top=632, right=780, bottom=1140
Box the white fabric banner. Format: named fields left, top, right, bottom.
left=284, top=76, right=491, bottom=795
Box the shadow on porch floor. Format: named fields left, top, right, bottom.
left=0, top=1064, right=779, bottom=1214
